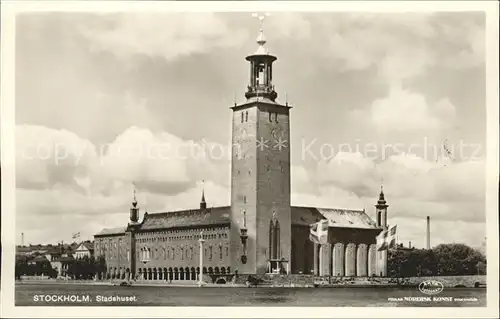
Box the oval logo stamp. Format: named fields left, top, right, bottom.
left=418, top=280, right=444, bottom=295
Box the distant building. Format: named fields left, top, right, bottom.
left=50, top=255, right=75, bottom=277
left=74, top=241, right=94, bottom=259
left=94, top=23, right=389, bottom=281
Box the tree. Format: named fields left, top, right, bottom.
left=388, top=243, right=486, bottom=277
left=433, top=243, right=485, bottom=276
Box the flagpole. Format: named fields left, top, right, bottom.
left=396, top=230, right=399, bottom=248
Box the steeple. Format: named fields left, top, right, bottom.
left=377, top=185, right=387, bottom=206
left=200, top=180, right=207, bottom=210
left=375, top=184, right=389, bottom=229
left=245, top=13, right=278, bottom=102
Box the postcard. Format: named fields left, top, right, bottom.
left=1, top=1, right=498, bottom=318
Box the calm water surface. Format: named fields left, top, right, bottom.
left=16, top=283, right=486, bottom=307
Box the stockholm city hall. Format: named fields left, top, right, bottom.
left=94, top=18, right=389, bottom=282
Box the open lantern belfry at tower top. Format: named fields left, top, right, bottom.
left=94, top=14, right=390, bottom=281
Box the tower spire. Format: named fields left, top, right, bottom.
left=252, top=12, right=270, bottom=55
left=200, top=180, right=207, bottom=210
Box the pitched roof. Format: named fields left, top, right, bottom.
left=291, top=207, right=379, bottom=229
left=95, top=226, right=127, bottom=236
left=94, top=205, right=379, bottom=236
left=139, top=206, right=231, bottom=230
left=76, top=242, right=94, bottom=251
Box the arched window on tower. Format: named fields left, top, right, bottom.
left=241, top=112, right=244, bottom=123
left=269, top=111, right=272, bottom=122
left=245, top=111, right=248, bottom=122
left=275, top=113, right=278, bottom=123
left=269, top=212, right=280, bottom=260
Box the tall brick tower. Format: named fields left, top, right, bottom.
left=229, top=15, right=292, bottom=274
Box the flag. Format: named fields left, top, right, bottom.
left=72, top=232, right=80, bottom=239
left=309, top=219, right=329, bottom=245
left=376, top=225, right=397, bottom=251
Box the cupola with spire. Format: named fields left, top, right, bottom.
left=244, top=13, right=278, bottom=102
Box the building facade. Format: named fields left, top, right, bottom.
left=94, top=24, right=389, bottom=281
left=74, top=241, right=94, bottom=259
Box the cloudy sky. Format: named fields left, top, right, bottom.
left=15, top=11, right=486, bottom=248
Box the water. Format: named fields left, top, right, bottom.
left=16, top=283, right=486, bottom=307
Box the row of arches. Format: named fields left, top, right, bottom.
left=137, top=266, right=231, bottom=281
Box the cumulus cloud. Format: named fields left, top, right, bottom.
left=306, top=151, right=485, bottom=221
left=370, top=85, right=457, bottom=132
left=16, top=125, right=97, bottom=190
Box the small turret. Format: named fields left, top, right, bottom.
left=200, top=180, right=207, bottom=210
left=375, top=185, right=389, bottom=229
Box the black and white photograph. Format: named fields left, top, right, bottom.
left=1, top=1, right=499, bottom=318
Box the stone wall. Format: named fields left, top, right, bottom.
left=231, top=274, right=486, bottom=288
left=405, top=275, right=486, bottom=288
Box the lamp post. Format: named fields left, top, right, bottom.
left=198, top=231, right=205, bottom=286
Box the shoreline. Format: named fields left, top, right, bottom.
left=15, top=280, right=482, bottom=289
left=15, top=280, right=407, bottom=288
left=15, top=274, right=487, bottom=289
